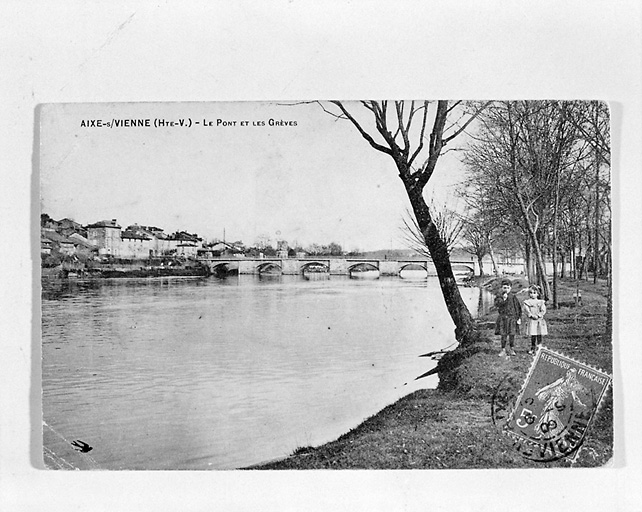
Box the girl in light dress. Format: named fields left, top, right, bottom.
left=522, top=285, right=548, bottom=355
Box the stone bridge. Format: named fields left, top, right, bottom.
left=197, top=257, right=479, bottom=277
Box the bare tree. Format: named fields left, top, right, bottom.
left=564, top=101, right=611, bottom=330
left=400, top=199, right=464, bottom=259
left=457, top=183, right=506, bottom=277
left=460, top=216, right=493, bottom=277
left=463, top=101, right=587, bottom=301
left=327, top=101, right=488, bottom=346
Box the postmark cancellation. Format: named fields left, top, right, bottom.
left=493, top=347, right=611, bottom=463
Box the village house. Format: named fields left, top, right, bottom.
left=58, top=218, right=87, bottom=238
left=41, top=228, right=76, bottom=256
left=165, top=231, right=203, bottom=258
left=120, top=230, right=154, bottom=259
left=125, top=225, right=172, bottom=256
left=86, top=219, right=122, bottom=257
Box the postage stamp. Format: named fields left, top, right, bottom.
left=493, top=346, right=611, bottom=462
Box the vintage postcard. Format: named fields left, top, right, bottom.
left=39, top=101, right=612, bottom=470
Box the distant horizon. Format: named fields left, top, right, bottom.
left=42, top=209, right=429, bottom=253
left=42, top=211, right=486, bottom=261
left=39, top=102, right=468, bottom=253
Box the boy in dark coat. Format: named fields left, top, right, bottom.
left=495, top=278, right=522, bottom=357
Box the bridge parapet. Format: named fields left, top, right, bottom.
left=328, top=259, right=348, bottom=275
left=200, top=257, right=478, bottom=276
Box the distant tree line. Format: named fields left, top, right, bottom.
left=319, top=100, right=610, bottom=346
left=458, top=101, right=610, bottom=311
left=243, top=240, right=358, bottom=257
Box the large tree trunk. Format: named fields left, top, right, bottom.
left=406, top=183, right=476, bottom=346
left=477, top=253, right=485, bottom=277
left=330, top=100, right=485, bottom=350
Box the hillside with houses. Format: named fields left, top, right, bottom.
left=41, top=214, right=222, bottom=278
left=41, top=214, right=529, bottom=279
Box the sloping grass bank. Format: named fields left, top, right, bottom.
left=248, top=277, right=612, bottom=469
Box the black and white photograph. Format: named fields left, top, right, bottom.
left=2, top=2, right=641, bottom=511
left=39, top=100, right=613, bottom=470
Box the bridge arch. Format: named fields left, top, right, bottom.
left=347, top=262, right=379, bottom=272
left=399, top=262, right=428, bottom=272
left=257, top=262, right=282, bottom=275
left=348, top=262, right=380, bottom=279
left=300, top=261, right=330, bottom=274
left=398, top=262, right=429, bottom=279
left=210, top=262, right=235, bottom=277
left=451, top=263, right=475, bottom=274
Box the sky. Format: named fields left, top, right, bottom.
left=39, top=101, right=467, bottom=252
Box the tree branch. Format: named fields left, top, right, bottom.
left=330, top=101, right=393, bottom=156
left=443, top=101, right=491, bottom=145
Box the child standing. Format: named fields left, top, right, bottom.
left=522, top=284, right=548, bottom=355
left=495, top=278, right=522, bottom=357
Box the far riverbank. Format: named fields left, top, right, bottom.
left=248, top=277, right=612, bottom=469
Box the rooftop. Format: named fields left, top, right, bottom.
left=86, top=219, right=121, bottom=229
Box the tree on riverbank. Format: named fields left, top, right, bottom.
left=326, top=101, right=488, bottom=346
left=458, top=100, right=611, bottom=321
left=400, top=199, right=464, bottom=259
left=559, top=101, right=611, bottom=328
left=461, top=101, right=607, bottom=302
left=459, top=212, right=496, bottom=277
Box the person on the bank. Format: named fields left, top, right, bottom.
left=522, top=284, right=548, bottom=355
left=495, top=278, right=522, bottom=357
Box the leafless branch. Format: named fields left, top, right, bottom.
left=408, top=101, right=429, bottom=169
left=443, top=101, right=491, bottom=145
left=330, top=101, right=393, bottom=156
left=278, top=100, right=347, bottom=121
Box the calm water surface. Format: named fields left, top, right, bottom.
left=42, top=274, right=491, bottom=470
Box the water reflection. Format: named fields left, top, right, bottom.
left=399, top=268, right=428, bottom=280
left=42, top=275, right=492, bottom=470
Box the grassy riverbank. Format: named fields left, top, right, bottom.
left=249, top=277, right=612, bottom=469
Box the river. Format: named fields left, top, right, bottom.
left=41, top=274, right=492, bottom=470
